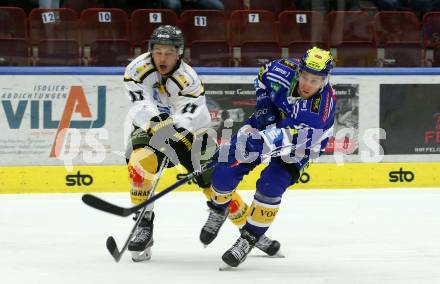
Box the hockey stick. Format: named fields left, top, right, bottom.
left=82, top=127, right=332, bottom=217
left=105, top=157, right=169, bottom=262
left=82, top=158, right=216, bottom=217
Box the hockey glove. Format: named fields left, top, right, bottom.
left=254, top=92, right=277, bottom=130
left=147, top=113, right=174, bottom=135
left=169, top=126, right=194, bottom=153
left=235, top=126, right=262, bottom=163
left=236, top=126, right=286, bottom=162
left=147, top=113, right=194, bottom=153
left=254, top=107, right=277, bottom=130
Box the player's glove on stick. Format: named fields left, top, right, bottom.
left=147, top=113, right=195, bottom=165
left=236, top=126, right=286, bottom=163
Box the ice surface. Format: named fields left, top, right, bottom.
left=1, top=189, right=440, bottom=284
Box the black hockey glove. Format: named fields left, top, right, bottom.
left=147, top=113, right=174, bottom=135
left=147, top=113, right=194, bottom=153
left=168, top=126, right=194, bottom=153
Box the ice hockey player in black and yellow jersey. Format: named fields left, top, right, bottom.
left=123, top=25, right=281, bottom=262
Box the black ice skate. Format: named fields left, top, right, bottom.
left=255, top=234, right=284, bottom=257
left=200, top=201, right=228, bottom=246
left=128, top=211, right=155, bottom=262
left=220, top=229, right=259, bottom=269
left=239, top=228, right=283, bottom=257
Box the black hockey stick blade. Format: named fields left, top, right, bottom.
left=106, top=236, right=122, bottom=262
left=81, top=177, right=190, bottom=217
left=82, top=194, right=132, bottom=217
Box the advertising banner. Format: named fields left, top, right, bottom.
left=1, top=69, right=440, bottom=193
left=0, top=76, right=130, bottom=166
left=380, top=84, right=440, bottom=154
left=1, top=162, right=439, bottom=194
left=205, top=82, right=359, bottom=155
left=204, top=83, right=255, bottom=140
left=0, top=76, right=360, bottom=167
left=325, top=83, right=359, bottom=155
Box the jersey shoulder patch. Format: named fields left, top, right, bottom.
left=279, top=59, right=299, bottom=70
left=124, top=53, right=156, bottom=83
left=168, top=62, right=204, bottom=98
left=264, top=60, right=295, bottom=91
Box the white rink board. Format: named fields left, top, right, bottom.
left=0, top=75, right=129, bottom=166
left=1, top=189, right=440, bottom=284
left=1, top=72, right=440, bottom=166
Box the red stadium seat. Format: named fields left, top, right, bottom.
left=288, top=42, right=327, bottom=60
left=131, top=9, right=178, bottom=48
left=88, top=39, right=132, bottom=66
left=240, top=41, right=281, bottom=67
left=327, top=11, right=376, bottom=67
left=221, top=0, right=245, bottom=16
left=36, top=39, right=80, bottom=66
left=433, top=45, right=440, bottom=67
left=229, top=10, right=277, bottom=46
left=278, top=11, right=325, bottom=47
left=248, top=0, right=293, bottom=15
left=180, top=10, right=227, bottom=45
left=0, top=7, right=27, bottom=38
left=62, top=0, right=104, bottom=14
left=333, top=42, right=377, bottom=67
left=374, top=11, right=421, bottom=46
left=327, top=11, right=374, bottom=46
left=189, top=40, right=230, bottom=67
left=80, top=8, right=129, bottom=46
left=422, top=12, right=440, bottom=48
left=0, top=38, right=29, bottom=66
left=381, top=42, right=423, bottom=67
left=29, top=8, right=80, bottom=45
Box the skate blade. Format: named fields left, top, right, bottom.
left=268, top=251, right=285, bottom=258
left=219, top=263, right=235, bottom=271
left=131, top=247, right=152, bottom=262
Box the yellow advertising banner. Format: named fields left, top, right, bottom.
left=1, top=162, right=439, bottom=194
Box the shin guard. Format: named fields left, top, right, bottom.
left=227, top=192, right=249, bottom=227
left=209, top=186, right=233, bottom=209
left=203, top=188, right=249, bottom=227
left=128, top=148, right=159, bottom=205
left=245, top=199, right=280, bottom=237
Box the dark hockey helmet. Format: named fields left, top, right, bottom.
left=299, top=47, right=334, bottom=77
left=148, top=25, right=184, bottom=55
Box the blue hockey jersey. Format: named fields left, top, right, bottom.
left=247, top=58, right=336, bottom=167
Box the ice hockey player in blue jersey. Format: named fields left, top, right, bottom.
left=199, top=47, right=337, bottom=268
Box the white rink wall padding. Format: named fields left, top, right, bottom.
left=1, top=190, right=440, bottom=284
left=0, top=67, right=439, bottom=167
